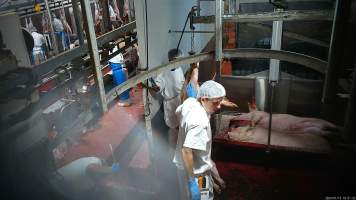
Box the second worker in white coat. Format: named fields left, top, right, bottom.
left=153, top=48, right=185, bottom=157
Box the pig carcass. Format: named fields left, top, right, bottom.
left=227, top=126, right=331, bottom=152
left=233, top=111, right=338, bottom=136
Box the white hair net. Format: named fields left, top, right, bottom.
left=197, top=80, right=226, bottom=99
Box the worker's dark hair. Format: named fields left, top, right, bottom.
left=168, top=48, right=182, bottom=61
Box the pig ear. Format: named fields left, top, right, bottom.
left=248, top=102, right=257, bottom=112
left=248, top=102, right=252, bottom=112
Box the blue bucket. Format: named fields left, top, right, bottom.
left=109, top=62, right=130, bottom=101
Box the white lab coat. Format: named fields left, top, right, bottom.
left=31, top=32, right=46, bottom=54
left=173, top=97, right=214, bottom=200
left=154, top=67, right=185, bottom=129
left=53, top=17, right=64, bottom=32
left=173, top=97, right=213, bottom=174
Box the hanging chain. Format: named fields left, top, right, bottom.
left=190, top=28, right=195, bottom=54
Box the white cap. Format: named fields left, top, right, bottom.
left=197, top=80, right=226, bottom=99
left=109, top=53, right=124, bottom=64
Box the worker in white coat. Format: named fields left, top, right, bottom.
left=174, top=80, right=227, bottom=200
left=29, top=26, right=47, bottom=65
left=153, top=48, right=185, bottom=158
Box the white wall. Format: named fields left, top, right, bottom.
left=134, top=0, right=216, bottom=69
left=134, top=0, right=215, bottom=116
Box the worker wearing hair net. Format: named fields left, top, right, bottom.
left=152, top=48, right=185, bottom=158
left=174, top=80, right=227, bottom=200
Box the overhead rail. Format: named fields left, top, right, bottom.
left=193, top=9, right=333, bottom=24
left=106, top=47, right=328, bottom=104
left=33, top=21, right=136, bottom=77
left=106, top=52, right=214, bottom=104
left=245, top=22, right=329, bottom=48
left=223, top=48, right=327, bottom=74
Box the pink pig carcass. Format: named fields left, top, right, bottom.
left=233, top=103, right=338, bottom=135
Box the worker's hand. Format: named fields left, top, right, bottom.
left=111, top=163, right=120, bottom=173
left=188, top=178, right=201, bottom=200
left=221, top=98, right=239, bottom=108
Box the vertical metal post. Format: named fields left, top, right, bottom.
left=44, top=0, right=59, bottom=54
left=197, top=0, right=200, bottom=16
left=267, top=9, right=283, bottom=153
left=322, top=0, right=351, bottom=103
left=343, top=63, right=356, bottom=142
left=71, top=0, right=84, bottom=46
left=215, top=0, right=223, bottom=81
left=80, top=0, right=108, bottom=113
left=269, top=14, right=283, bottom=83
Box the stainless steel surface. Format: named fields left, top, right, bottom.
left=81, top=0, right=107, bottom=112
left=221, top=75, right=323, bottom=116
left=269, top=13, right=283, bottom=83
left=223, top=48, right=327, bottom=73
left=223, top=9, right=333, bottom=22
left=255, top=77, right=267, bottom=110
left=221, top=76, right=256, bottom=112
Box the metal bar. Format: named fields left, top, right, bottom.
left=106, top=52, right=214, bottom=103
left=197, top=0, right=200, bottom=16
left=269, top=12, right=283, bottom=83
left=71, top=0, right=84, bottom=46
left=322, top=0, right=352, bottom=103
left=245, top=22, right=329, bottom=48
left=216, top=0, right=222, bottom=61
left=18, top=3, right=73, bottom=18
left=97, top=21, right=136, bottom=47
left=344, top=63, right=356, bottom=141
left=223, top=48, right=327, bottom=73
left=224, top=9, right=333, bottom=22
left=44, top=0, right=59, bottom=54
left=33, top=46, right=86, bottom=77
left=81, top=0, right=107, bottom=113
left=192, top=15, right=215, bottom=24
left=266, top=81, right=276, bottom=154
left=193, top=10, right=333, bottom=24
left=168, top=30, right=214, bottom=34
left=33, top=21, right=136, bottom=77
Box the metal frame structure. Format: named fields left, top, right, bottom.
left=106, top=52, right=214, bottom=103
left=33, top=21, right=136, bottom=77
left=193, top=9, right=333, bottom=24
left=223, top=48, right=327, bottom=73
left=322, top=0, right=352, bottom=103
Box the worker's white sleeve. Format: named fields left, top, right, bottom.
left=154, top=75, right=165, bottom=93
left=183, top=124, right=209, bottom=151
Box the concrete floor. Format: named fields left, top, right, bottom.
left=55, top=86, right=181, bottom=200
